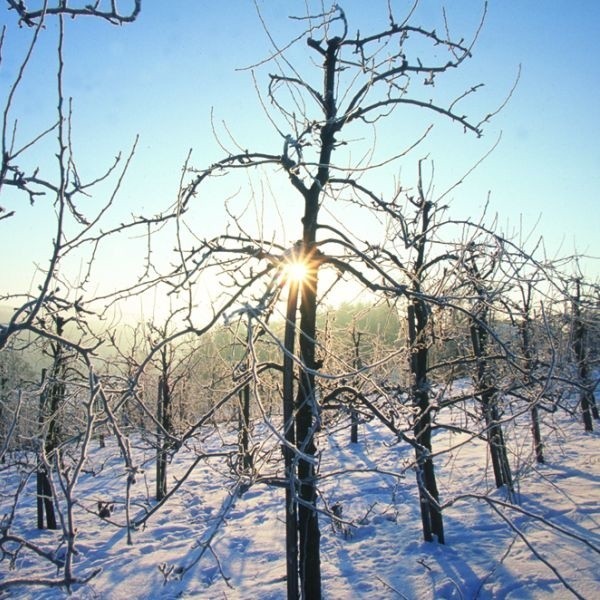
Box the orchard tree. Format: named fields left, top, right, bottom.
left=0, top=1, right=153, bottom=592
left=570, top=277, right=599, bottom=431
left=461, top=239, right=514, bottom=491
left=363, top=160, right=453, bottom=542
left=500, top=245, right=559, bottom=465
left=174, top=3, right=496, bottom=596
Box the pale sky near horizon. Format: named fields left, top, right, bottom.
left=1, top=1, right=599, bottom=320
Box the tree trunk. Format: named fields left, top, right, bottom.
left=0, top=377, right=7, bottom=463
left=292, top=33, right=346, bottom=600
left=283, top=280, right=299, bottom=599
left=470, top=320, right=513, bottom=491
left=296, top=263, right=321, bottom=599
left=518, top=311, right=545, bottom=463
left=404, top=185, right=444, bottom=544
left=531, top=404, right=544, bottom=464
left=572, top=280, right=596, bottom=431
left=156, top=373, right=172, bottom=501
left=350, top=328, right=361, bottom=444
left=238, top=384, right=252, bottom=471
left=408, top=303, right=444, bottom=543
left=38, top=316, right=66, bottom=531
left=237, top=321, right=253, bottom=472
left=37, top=368, right=58, bottom=530
left=350, top=407, right=359, bottom=444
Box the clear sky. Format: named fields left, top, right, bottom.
left=1, top=1, right=599, bottom=319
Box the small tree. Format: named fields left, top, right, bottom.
left=515, top=280, right=545, bottom=463
left=463, top=242, right=513, bottom=492
left=571, top=278, right=598, bottom=432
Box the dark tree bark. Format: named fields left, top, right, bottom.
left=238, top=320, right=253, bottom=472
left=37, top=367, right=57, bottom=530
left=296, top=270, right=321, bottom=600
left=37, top=315, right=67, bottom=529
left=292, top=32, right=347, bottom=600
left=517, top=287, right=544, bottom=463
left=155, top=376, right=167, bottom=501
left=470, top=312, right=513, bottom=491
left=408, top=302, right=444, bottom=543
left=572, top=279, right=598, bottom=432
left=0, top=377, right=6, bottom=464
left=156, top=348, right=173, bottom=501
left=238, top=385, right=252, bottom=471
left=283, top=279, right=300, bottom=600
left=404, top=185, right=444, bottom=543
left=36, top=315, right=67, bottom=530
left=350, top=328, right=362, bottom=445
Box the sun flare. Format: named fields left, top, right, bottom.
left=282, top=260, right=309, bottom=284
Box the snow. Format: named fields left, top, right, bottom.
left=1, top=400, right=599, bottom=599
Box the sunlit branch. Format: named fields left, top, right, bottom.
left=342, top=97, right=482, bottom=136
left=7, top=0, right=142, bottom=26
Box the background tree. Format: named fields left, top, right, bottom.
left=570, top=277, right=599, bottom=431
left=462, top=239, right=514, bottom=492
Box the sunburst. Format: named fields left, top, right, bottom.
left=282, top=259, right=309, bottom=284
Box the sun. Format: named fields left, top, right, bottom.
left=282, top=259, right=308, bottom=284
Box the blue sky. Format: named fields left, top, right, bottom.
left=1, top=0, right=599, bottom=309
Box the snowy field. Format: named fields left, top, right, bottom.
left=1, top=398, right=599, bottom=599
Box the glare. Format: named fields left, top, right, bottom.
left=283, top=260, right=308, bottom=284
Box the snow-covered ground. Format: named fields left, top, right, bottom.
left=1, top=399, right=599, bottom=599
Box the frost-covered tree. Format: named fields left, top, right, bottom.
left=173, top=2, right=495, bottom=594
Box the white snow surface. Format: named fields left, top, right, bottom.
left=1, top=397, right=599, bottom=599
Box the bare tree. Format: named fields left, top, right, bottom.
left=172, top=2, right=496, bottom=595
left=570, top=277, right=599, bottom=431
left=499, top=248, right=558, bottom=465
left=125, top=316, right=203, bottom=501
left=0, top=1, right=150, bottom=592
left=462, top=240, right=514, bottom=492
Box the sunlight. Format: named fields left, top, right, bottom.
left=282, top=259, right=309, bottom=284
